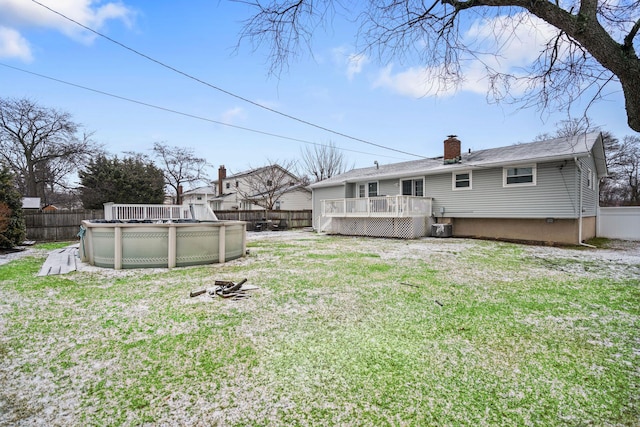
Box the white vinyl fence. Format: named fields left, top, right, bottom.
left=597, top=207, right=640, bottom=241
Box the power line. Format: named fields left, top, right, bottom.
left=0, top=62, right=410, bottom=162
left=30, top=0, right=427, bottom=160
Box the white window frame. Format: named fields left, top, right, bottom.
left=400, top=177, right=425, bottom=197
left=358, top=184, right=366, bottom=198
left=358, top=181, right=379, bottom=197
left=587, top=168, right=594, bottom=190
left=452, top=170, right=472, bottom=191
left=503, top=164, right=537, bottom=187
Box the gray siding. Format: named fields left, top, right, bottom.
left=346, top=183, right=356, bottom=198
left=312, top=186, right=348, bottom=229
left=427, top=161, right=580, bottom=219
left=578, top=156, right=598, bottom=216
left=312, top=159, right=590, bottom=223
left=379, top=181, right=397, bottom=196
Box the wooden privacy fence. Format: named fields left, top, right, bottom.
left=23, top=209, right=312, bottom=241
left=214, top=210, right=312, bottom=231
left=23, top=209, right=104, bottom=242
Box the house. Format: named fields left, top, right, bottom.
left=182, top=165, right=311, bottom=212
left=21, top=197, right=41, bottom=210
left=310, top=133, right=607, bottom=245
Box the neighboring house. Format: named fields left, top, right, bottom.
left=21, top=197, right=41, bottom=210
left=183, top=165, right=311, bottom=212
left=311, top=133, right=607, bottom=245
left=181, top=185, right=217, bottom=208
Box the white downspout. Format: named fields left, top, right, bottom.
left=574, top=157, right=596, bottom=248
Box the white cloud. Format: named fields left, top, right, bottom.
left=0, top=0, right=134, bottom=51
left=346, top=53, right=369, bottom=80
left=0, top=26, right=33, bottom=61
left=373, top=64, right=460, bottom=98
left=373, top=12, right=563, bottom=99
left=332, top=46, right=370, bottom=80
left=220, top=107, right=245, bottom=125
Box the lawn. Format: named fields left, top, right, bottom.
left=0, top=231, right=639, bottom=426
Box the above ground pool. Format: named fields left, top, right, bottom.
left=79, top=219, right=247, bottom=269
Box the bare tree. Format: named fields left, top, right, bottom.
left=152, top=142, right=211, bottom=204
left=0, top=97, right=99, bottom=200
left=603, top=135, right=640, bottom=205
left=532, top=119, right=637, bottom=204
left=237, top=0, right=640, bottom=132
left=535, top=117, right=597, bottom=141
left=235, top=160, right=303, bottom=211
left=300, top=141, right=353, bottom=182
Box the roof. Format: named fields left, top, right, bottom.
left=212, top=164, right=300, bottom=184
left=248, top=183, right=311, bottom=199
left=311, top=133, right=606, bottom=188
left=182, top=185, right=216, bottom=196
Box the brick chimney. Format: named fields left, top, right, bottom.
left=444, top=135, right=461, bottom=164
left=218, top=165, right=227, bottom=196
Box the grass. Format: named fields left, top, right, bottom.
left=0, top=233, right=638, bottom=426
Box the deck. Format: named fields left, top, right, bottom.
left=320, top=196, right=433, bottom=239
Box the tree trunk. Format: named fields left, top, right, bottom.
left=619, top=71, right=640, bottom=133
left=519, top=0, right=640, bottom=132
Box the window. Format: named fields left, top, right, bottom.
left=401, top=178, right=424, bottom=196
left=358, top=182, right=378, bottom=197
left=225, top=182, right=230, bottom=189
left=453, top=171, right=472, bottom=190
left=274, top=200, right=281, bottom=210
left=368, top=182, right=378, bottom=197
left=587, top=168, right=594, bottom=190
left=503, top=165, right=536, bottom=186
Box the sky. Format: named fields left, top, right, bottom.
left=0, top=0, right=635, bottom=187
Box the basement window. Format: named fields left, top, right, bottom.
left=503, top=165, right=536, bottom=187
left=453, top=171, right=472, bottom=190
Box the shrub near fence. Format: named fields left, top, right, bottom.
left=23, top=209, right=312, bottom=241
left=23, top=209, right=104, bottom=242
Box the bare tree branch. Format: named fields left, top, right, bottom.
left=234, top=160, right=303, bottom=210
left=152, top=142, right=211, bottom=204
left=235, top=0, right=640, bottom=132
left=0, top=97, right=101, bottom=201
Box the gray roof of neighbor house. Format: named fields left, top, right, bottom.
left=182, top=185, right=216, bottom=196
left=211, top=164, right=299, bottom=184
left=310, top=132, right=606, bottom=188
left=248, top=183, right=311, bottom=199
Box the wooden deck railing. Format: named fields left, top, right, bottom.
left=321, top=196, right=432, bottom=218
left=103, top=202, right=218, bottom=221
